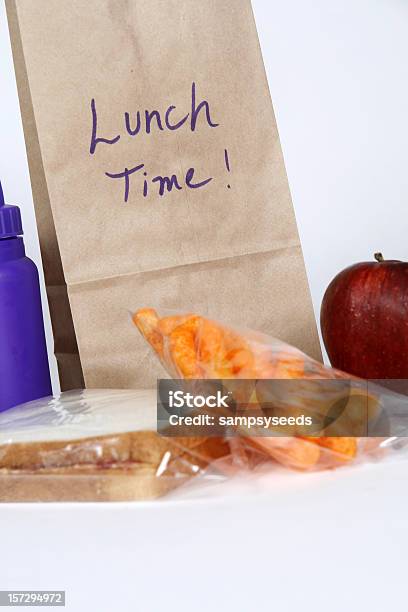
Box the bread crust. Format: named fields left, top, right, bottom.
left=0, top=433, right=229, bottom=501
left=0, top=464, right=182, bottom=502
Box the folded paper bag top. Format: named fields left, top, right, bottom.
left=8, top=0, right=321, bottom=389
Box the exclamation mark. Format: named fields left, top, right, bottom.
left=224, top=148, right=231, bottom=189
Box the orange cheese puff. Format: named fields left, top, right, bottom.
left=197, top=321, right=256, bottom=378
left=225, top=347, right=255, bottom=376
left=196, top=319, right=224, bottom=361
left=195, top=319, right=227, bottom=377
left=132, top=308, right=163, bottom=358
left=169, top=316, right=203, bottom=378
left=251, top=436, right=321, bottom=470
left=272, top=354, right=306, bottom=379
left=222, top=328, right=256, bottom=377
left=158, top=315, right=195, bottom=336
left=310, top=436, right=357, bottom=461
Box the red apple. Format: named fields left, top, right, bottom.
left=321, top=253, right=408, bottom=378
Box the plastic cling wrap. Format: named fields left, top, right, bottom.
left=0, top=390, right=230, bottom=502
left=1, top=313, right=408, bottom=503
left=132, top=308, right=408, bottom=473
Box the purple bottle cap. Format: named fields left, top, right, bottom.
left=0, top=181, right=23, bottom=238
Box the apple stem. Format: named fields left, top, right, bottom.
left=374, top=252, right=384, bottom=262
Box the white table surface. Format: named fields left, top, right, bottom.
left=1, top=459, right=407, bottom=612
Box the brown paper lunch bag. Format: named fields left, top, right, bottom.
left=6, top=0, right=322, bottom=389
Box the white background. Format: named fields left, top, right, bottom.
left=1, top=1, right=408, bottom=610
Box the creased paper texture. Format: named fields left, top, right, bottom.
left=10, top=0, right=321, bottom=387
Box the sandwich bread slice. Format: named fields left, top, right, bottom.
left=0, top=389, right=228, bottom=502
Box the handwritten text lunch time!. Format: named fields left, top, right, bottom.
left=90, top=82, right=231, bottom=203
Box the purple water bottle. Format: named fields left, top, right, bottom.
left=0, top=182, right=52, bottom=411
